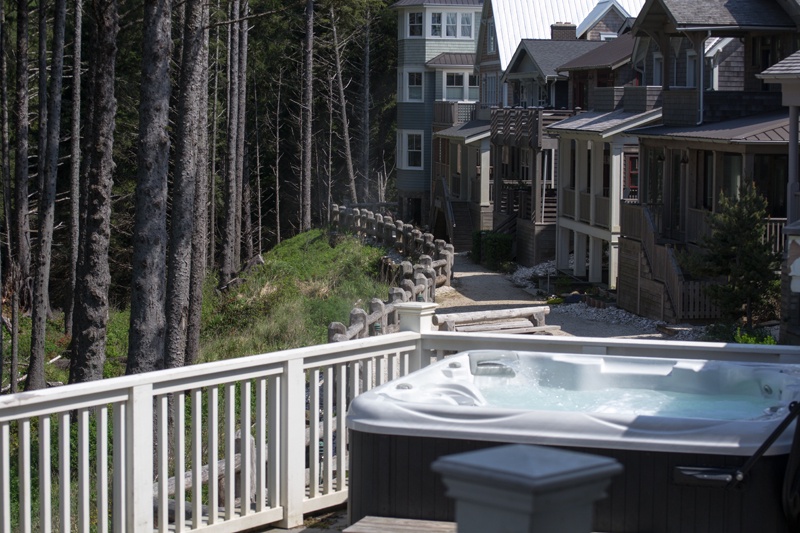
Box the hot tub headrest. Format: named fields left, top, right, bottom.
left=468, top=350, right=519, bottom=377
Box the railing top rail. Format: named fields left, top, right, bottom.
left=0, top=332, right=422, bottom=422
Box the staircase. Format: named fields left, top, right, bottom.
left=540, top=190, right=557, bottom=224
left=449, top=201, right=474, bottom=251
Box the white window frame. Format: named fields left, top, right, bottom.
left=446, top=13, right=457, bottom=37
left=408, top=12, right=423, bottom=38
left=600, top=32, right=617, bottom=41
left=431, top=12, right=442, bottom=37
left=445, top=71, right=465, bottom=101
left=405, top=70, right=424, bottom=102
left=461, top=13, right=472, bottom=38
left=468, top=74, right=479, bottom=101
left=399, top=130, right=425, bottom=170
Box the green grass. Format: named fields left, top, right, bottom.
left=5, top=228, right=391, bottom=386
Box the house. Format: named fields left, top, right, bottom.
left=429, top=0, right=645, bottom=260
left=390, top=0, right=484, bottom=226
left=546, top=32, right=661, bottom=289
left=609, top=0, right=799, bottom=322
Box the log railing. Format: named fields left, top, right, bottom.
left=433, top=306, right=561, bottom=335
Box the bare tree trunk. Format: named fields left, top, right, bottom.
left=273, top=68, right=282, bottom=244
left=15, top=0, right=31, bottom=308
left=185, top=0, right=209, bottom=366
left=126, top=0, right=171, bottom=375
left=252, top=73, right=262, bottom=253
left=327, top=76, right=332, bottom=220
left=37, top=0, right=47, bottom=214
left=301, top=0, right=313, bottom=231
left=0, top=0, right=10, bottom=392
left=65, top=0, right=82, bottom=335
left=219, top=0, right=240, bottom=287
left=359, top=9, right=371, bottom=202
left=208, top=0, right=221, bottom=270
left=165, top=0, right=203, bottom=369
left=69, top=0, right=118, bottom=384
left=235, top=3, right=248, bottom=262
left=329, top=6, right=357, bottom=205
left=27, top=0, right=66, bottom=391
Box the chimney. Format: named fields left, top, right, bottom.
left=551, top=22, right=577, bottom=40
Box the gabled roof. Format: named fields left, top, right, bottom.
left=390, top=0, right=482, bottom=8
left=427, top=53, right=477, bottom=68
left=557, top=32, right=635, bottom=71
left=758, top=50, right=800, bottom=81
left=503, top=39, right=605, bottom=83
left=630, top=111, right=791, bottom=143
left=477, top=0, right=645, bottom=72
left=632, top=0, right=795, bottom=35
left=435, top=119, right=491, bottom=143
left=576, top=0, right=632, bottom=38
left=547, top=107, right=662, bottom=138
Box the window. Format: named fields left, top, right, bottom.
left=468, top=74, right=479, bottom=100
left=460, top=13, right=472, bottom=37
left=483, top=73, right=497, bottom=106
left=406, top=132, right=423, bottom=169
left=686, top=51, right=697, bottom=88
left=487, top=18, right=496, bottom=53
left=721, top=153, right=742, bottom=202
left=431, top=13, right=442, bottom=37
left=599, top=32, right=617, bottom=41
left=408, top=12, right=422, bottom=37
left=446, top=73, right=464, bottom=100
left=446, top=13, right=457, bottom=37
left=625, top=155, right=639, bottom=199
left=407, top=72, right=423, bottom=101
left=652, top=53, right=663, bottom=86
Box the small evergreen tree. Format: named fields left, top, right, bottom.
left=682, top=182, right=780, bottom=328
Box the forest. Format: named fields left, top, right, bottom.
left=0, top=0, right=398, bottom=393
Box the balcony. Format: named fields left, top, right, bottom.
left=491, top=108, right=574, bottom=149
left=433, top=101, right=477, bottom=127
left=661, top=89, right=783, bottom=126
left=3, top=303, right=800, bottom=532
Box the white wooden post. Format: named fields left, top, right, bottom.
left=397, top=302, right=437, bottom=371
left=127, top=384, right=153, bottom=532
left=278, top=358, right=305, bottom=528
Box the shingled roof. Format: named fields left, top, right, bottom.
left=630, top=111, right=791, bottom=143
left=557, top=32, right=635, bottom=72
left=504, top=39, right=605, bottom=82
left=633, top=0, right=795, bottom=34
left=759, top=50, right=800, bottom=80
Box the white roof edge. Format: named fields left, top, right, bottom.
left=576, top=0, right=630, bottom=39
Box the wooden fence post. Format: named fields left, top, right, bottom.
left=370, top=299, right=386, bottom=335
left=350, top=308, right=368, bottom=339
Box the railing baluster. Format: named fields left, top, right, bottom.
left=336, top=364, right=347, bottom=492
left=240, top=380, right=251, bottom=517
left=255, top=378, right=267, bottom=512
left=323, top=366, right=334, bottom=494
left=39, top=415, right=51, bottom=533
left=0, top=422, right=9, bottom=533
left=207, top=386, right=219, bottom=525
left=377, top=355, right=387, bottom=386
left=58, top=412, right=70, bottom=533
left=157, top=395, right=169, bottom=532
left=309, top=369, right=321, bottom=498
left=174, top=392, right=186, bottom=531
left=268, top=375, right=280, bottom=508
left=19, top=418, right=31, bottom=533
left=96, top=406, right=109, bottom=533
left=348, top=361, right=360, bottom=406
left=363, top=358, right=374, bottom=392
left=389, top=352, right=398, bottom=381
left=78, top=409, right=90, bottom=533
left=112, top=403, right=126, bottom=533
left=191, top=388, right=202, bottom=528
left=225, top=383, right=236, bottom=520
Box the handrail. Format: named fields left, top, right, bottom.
left=4, top=306, right=800, bottom=532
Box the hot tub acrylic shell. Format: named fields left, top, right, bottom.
left=346, top=350, right=800, bottom=532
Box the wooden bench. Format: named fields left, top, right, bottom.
left=344, top=516, right=456, bottom=532
left=433, top=306, right=560, bottom=335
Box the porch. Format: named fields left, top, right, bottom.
left=4, top=303, right=800, bottom=533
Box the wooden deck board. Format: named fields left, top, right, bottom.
left=344, top=515, right=456, bottom=532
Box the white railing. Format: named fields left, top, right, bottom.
left=3, top=302, right=800, bottom=533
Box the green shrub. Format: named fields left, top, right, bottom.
left=481, top=233, right=513, bottom=270
left=703, top=323, right=777, bottom=344
left=734, top=327, right=777, bottom=345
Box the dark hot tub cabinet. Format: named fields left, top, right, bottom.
left=347, top=350, right=800, bottom=532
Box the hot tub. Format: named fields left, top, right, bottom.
left=347, top=350, right=800, bottom=533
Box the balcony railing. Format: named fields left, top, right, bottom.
left=433, top=101, right=477, bottom=126
left=5, top=303, right=800, bottom=533
left=561, top=187, right=575, bottom=219
left=594, top=195, right=610, bottom=229
left=578, top=191, right=591, bottom=224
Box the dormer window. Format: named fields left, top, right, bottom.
left=408, top=12, right=422, bottom=37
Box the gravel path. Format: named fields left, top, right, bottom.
left=436, top=254, right=703, bottom=340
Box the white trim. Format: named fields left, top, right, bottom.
left=407, top=11, right=423, bottom=39
left=686, top=50, right=698, bottom=88
left=399, top=130, right=425, bottom=170
left=402, top=69, right=425, bottom=103
left=429, top=10, right=474, bottom=40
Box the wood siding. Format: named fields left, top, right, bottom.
left=515, top=220, right=555, bottom=267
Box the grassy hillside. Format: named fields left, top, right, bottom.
left=26, top=229, right=389, bottom=387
